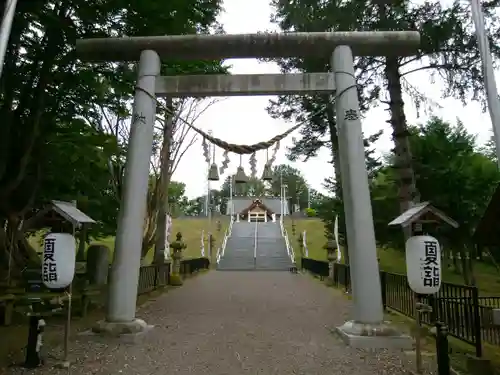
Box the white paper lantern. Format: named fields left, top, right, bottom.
left=42, top=233, right=76, bottom=289
left=405, top=235, right=442, bottom=294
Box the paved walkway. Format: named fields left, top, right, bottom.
left=19, top=272, right=434, bottom=374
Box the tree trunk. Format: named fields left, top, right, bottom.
left=377, top=3, right=418, bottom=240
left=154, top=98, right=174, bottom=264
left=0, top=216, right=40, bottom=281
left=385, top=57, right=419, bottom=239
left=458, top=246, right=470, bottom=285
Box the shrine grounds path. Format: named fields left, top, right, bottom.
left=15, top=271, right=437, bottom=375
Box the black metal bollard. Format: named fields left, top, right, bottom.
left=435, top=322, right=451, bottom=375
left=24, top=314, right=45, bottom=368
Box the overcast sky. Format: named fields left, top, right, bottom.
left=173, top=0, right=498, bottom=199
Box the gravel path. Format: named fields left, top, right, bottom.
left=14, top=271, right=435, bottom=375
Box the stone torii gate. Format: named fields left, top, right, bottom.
left=76, top=31, right=419, bottom=348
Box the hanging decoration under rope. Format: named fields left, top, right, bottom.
left=219, top=150, right=230, bottom=175
left=134, top=82, right=357, bottom=185
left=249, top=152, right=257, bottom=178
left=165, top=105, right=301, bottom=155
left=200, top=131, right=284, bottom=184
left=202, top=137, right=210, bottom=164
left=234, top=154, right=248, bottom=184
left=269, top=140, right=280, bottom=166
left=207, top=136, right=219, bottom=181
left=138, top=81, right=358, bottom=156
left=186, top=110, right=297, bottom=184
left=261, top=148, right=273, bottom=181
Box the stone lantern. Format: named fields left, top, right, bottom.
left=323, top=238, right=338, bottom=285
left=291, top=221, right=296, bottom=236
left=170, top=232, right=186, bottom=286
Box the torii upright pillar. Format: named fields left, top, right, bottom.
left=332, top=45, right=411, bottom=347
left=93, top=49, right=160, bottom=335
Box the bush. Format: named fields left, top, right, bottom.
left=305, top=208, right=316, bottom=217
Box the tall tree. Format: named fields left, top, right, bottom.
left=268, top=164, right=309, bottom=211
left=307, top=188, right=328, bottom=211
left=0, top=0, right=226, bottom=273
left=185, top=196, right=205, bottom=216
left=220, top=174, right=268, bottom=198
left=269, top=0, right=500, bottom=231
left=371, top=117, right=500, bottom=283
left=166, top=181, right=188, bottom=217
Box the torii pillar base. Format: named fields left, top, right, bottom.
left=87, top=319, right=154, bottom=342
left=334, top=321, right=413, bottom=349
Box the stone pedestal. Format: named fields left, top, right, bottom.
left=467, top=355, right=493, bottom=375
left=86, top=244, right=110, bottom=285
left=88, top=318, right=154, bottom=342
left=170, top=251, right=183, bottom=286
left=325, top=239, right=337, bottom=286
left=327, top=261, right=335, bottom=286
left=169, top=232, right=185, bottom=285
left=335, top=321, right=413, bottom=349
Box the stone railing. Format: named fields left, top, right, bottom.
left=216, top=227, right=230, bottom=264
left=280, top=219, right=295, bottom=264
left=200, top=230, right=205, bottom=257
left=302, top=230, right=309, bottom=257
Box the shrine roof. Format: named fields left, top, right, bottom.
left=240, top=199, right=275, bottom=215
left=227, top=197, right=285, bottom=215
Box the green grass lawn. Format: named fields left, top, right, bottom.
left=29, top=217, right=229, bottom=265
left=286, top=217, right=500, bottom=296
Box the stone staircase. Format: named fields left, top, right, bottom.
left=217, top=222, right=293, bottom=271
left=255, top=223, right=292, bottom=270
left=216, top=236, right=256, bottom=270
left=217, top=222, right=255, bottom=271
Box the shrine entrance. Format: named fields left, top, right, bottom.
left=76, top=30, right=420, bottom=348
left=240, top=199, right=273, bottom=222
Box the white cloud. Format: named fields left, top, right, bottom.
left=173, top=0, right=498, bottom=199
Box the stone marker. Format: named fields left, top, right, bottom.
left=86, top=244, right=110, bottom=285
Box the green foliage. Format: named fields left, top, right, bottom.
left=268, top=0, right=500, bottom=231
left=314, top=116, right=500, bottom=263
left=268, top=164, right=309, bottom=210
left=371, top=117, right=500, bottom=249
left=0, top=0, right=225, bottom=270
left=305, top=208, right=316, bottom=217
